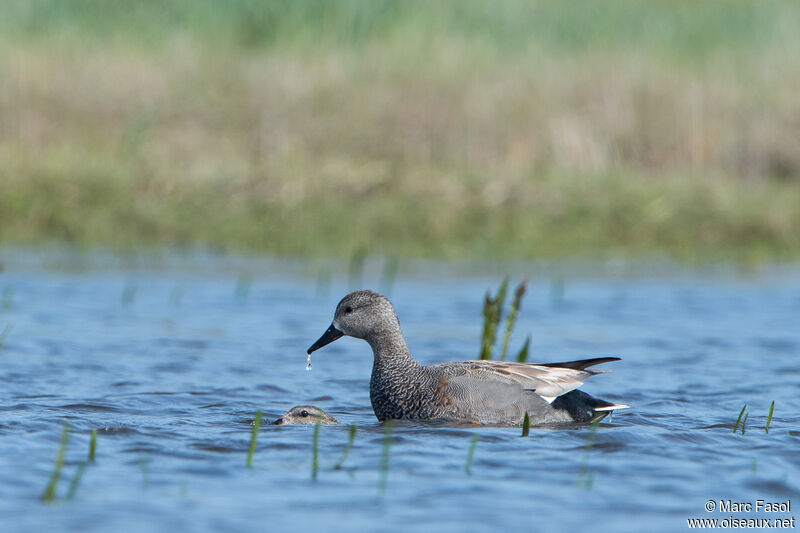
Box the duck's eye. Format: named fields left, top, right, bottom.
left=344, top=306, right=353, bottom=314
left=300, top=410, right=309, bottom=417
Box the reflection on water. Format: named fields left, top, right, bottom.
left=0, top=252, right=798, bottom=533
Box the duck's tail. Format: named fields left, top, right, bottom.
left=593, top=403, right=630, bottom=412
left=590, top=403, right=629, bottom=422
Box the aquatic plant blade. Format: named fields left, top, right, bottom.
left=501, top=280, right=528, bottom=361
left=247, top=410, right=262, bottom=468
left=733, top=404, right=746, bottom=433
left=379, top=421, right=394, bottom=495
left=465, top=435, right=479, bottom=475
left=66, top=462, right=88, bottom=501
left=765, top=401, right=775, bottom=434
left=89, top=429, right=97, bottom=462
left=480, top=292, right=494, bottom=359
left=516, top=336, right=530, bottom=363
left=41, top=425, right=71, bottom=502
left=311, top=423, right=320, bottom=481
left=334, top=424, right=358, bottom=470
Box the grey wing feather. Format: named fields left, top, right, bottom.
left=438, top=376, right=533, bottom=424
left=460, top=361, right=594, bottom=403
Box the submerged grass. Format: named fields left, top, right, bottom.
left=578, top=418, right=601, bottom=490
left=465, top=435, right=479, bottom=475
left=246, top=409, right=262, bottom=468
left=379, top=421, right=394, bottom=495
left=66, top=430, right=97, bottom=501
left=521, top=412, right=530, bottom=438
left=140, top=458, right=150, bottom=490
left=334, top=424, right=358, bottom=470
left=2, top=1, right=800, bottom=261
left=65, top=462, right=88, bottom=501
left=41, top=424, right=70, bottom=503
left=311, top=423, right=320, bottom=481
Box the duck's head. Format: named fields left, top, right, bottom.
left=273, top=405, right=339, bottom=425
left=307, top=290, right=397, bottom=353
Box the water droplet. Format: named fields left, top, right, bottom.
left=306, top=353, right=312, bottom=371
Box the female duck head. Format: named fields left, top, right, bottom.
left=273, top=406, right=339, bottom=425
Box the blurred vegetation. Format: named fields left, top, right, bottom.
left=1, top=0, right=799, bottom=262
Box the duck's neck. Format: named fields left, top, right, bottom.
left=366, top=327, right=420, bottom=374
left=367, top=327, right=426, bottom=421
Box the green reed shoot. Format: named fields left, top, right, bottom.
left=379, top=421, right=394, bottom=495
left=480, top=278, right=508, bottom=360
left=41, top=425, right=71, bottom=502
left=479, top=294, right=496, bottom=360
left=311, top=423, right=320, bottom=481
left=521, top=412, right=530, bottom=437
left=733, top=404, right=747, bottom=434
left=500, top=280, right=528, bottom=361
left=465, top=435, right=479, bottom=475
left=516, top=335, right=530, bottom=363
left=0, top=324, right=11, bottom=352
left=334, top=424, right=358, bottom=470
left=247, top=409, right=262, bottom=468
left=765, top=401, right=775, bottom=434
left=88, top=430, right=97, bottom=462
left=741, top=412, right=748, bottom=435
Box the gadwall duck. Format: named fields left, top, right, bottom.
left=273, top=405, right=339, bottom=425
left=307, top=290, right=627, bottom=426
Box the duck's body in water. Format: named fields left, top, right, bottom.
left=273, top=406, right=339, bottom=425
left=307, top=290, right=627, bottom=426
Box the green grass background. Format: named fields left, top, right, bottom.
left=1, top=0, right=799, bottom=262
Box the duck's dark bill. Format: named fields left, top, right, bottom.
left=307, top=324, right=344, bottom=354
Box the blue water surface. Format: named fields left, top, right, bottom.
left=0, top=251, right=797, bottom=533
